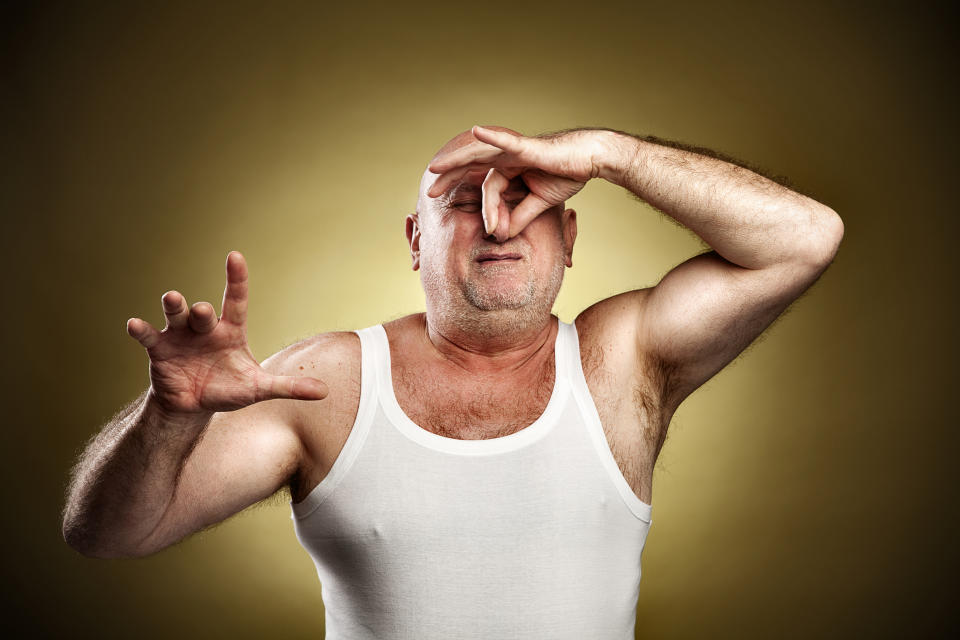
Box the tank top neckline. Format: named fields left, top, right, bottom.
left=372, top=316, right=569, bottom=456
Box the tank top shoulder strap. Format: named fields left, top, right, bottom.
left=357, top=324, right=394, bottom=406
left=354, top=324, right=397, bottom=432
left=561, top=318, right=653, bottom=523
left=289, top=325, right=381, bottom=520
left=556, top=319, right=578, bottom=381
left=356, top=323, right=389, bottom=389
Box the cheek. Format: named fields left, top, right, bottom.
left=421, top=209, right=487, bottom=259
left=525, top=216, right=565, bottom=253
left=531, top=208, right=564, bottom=232
left=441, top=216, right=484, bottom=250
left=418, top=225, right=464, bottom=272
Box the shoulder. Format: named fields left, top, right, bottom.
left=573, top=289, right=650, bottom=372
left=263, top=329, right=363, bottom=395
left=573, top=288, right=675, bottom=411
left=258, top=330, right=363, bottom=433
left=262, top=330, right=361, bottom=376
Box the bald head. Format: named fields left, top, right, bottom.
left=416, top=125, right=523, bottom=217
left=405, top=125, right=578, bottom=335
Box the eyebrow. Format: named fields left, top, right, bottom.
left=443, top=179, right=530, bottom=201
left=449, top=184, right=481, bottom=197
left=437, top=184, right=478, bottom=208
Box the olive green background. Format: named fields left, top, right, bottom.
left=3, top=0, right=955, bottom=637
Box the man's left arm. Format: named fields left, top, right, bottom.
left=428, top=125, right=845, bottom=412
left=591, top=129, right=844, bottom=410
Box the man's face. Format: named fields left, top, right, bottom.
left=410, top=164, right=576, bottom=319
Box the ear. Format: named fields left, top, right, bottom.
left=561, top=208, right=577, bottom=268
left=405, top=213, right=421, bottom=271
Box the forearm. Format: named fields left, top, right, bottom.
left=62, top=388, right=214, bottom=558
left=596, top=130, right=844, bottom=269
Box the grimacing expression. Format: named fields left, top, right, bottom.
left=407, top=134, right=577, bottom=317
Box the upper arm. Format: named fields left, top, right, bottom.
left=576, top=243, right=840, bottom=421
left=638, top=248, right=838, bottom=410
left=137, top=333, right=355, bottom=555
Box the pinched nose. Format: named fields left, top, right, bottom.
left=486, top=208, right=511, bottom=243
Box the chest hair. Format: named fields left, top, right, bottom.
left=392, top=355, right=556, bottom=440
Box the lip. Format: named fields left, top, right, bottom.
left=475, top=252, right=523, bottom=263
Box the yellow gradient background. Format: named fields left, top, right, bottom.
left=4, top=1, right=954, bottom=637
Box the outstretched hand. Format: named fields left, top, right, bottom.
left=125, top=251, right=328, bottom=415
left=427, top=126, right=612, bottom=241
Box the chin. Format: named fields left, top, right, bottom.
left=470, top=259, right=566, bottom=312
left=464, top=283, right=536, bottom=311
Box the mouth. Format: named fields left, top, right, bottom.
left=475, top=252, right=523, bottom=264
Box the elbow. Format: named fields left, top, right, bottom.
left=800, top=205, right=845, bottom=268
left=823, top=208, right=845, bottom=260
left=62, top=516, right=152, bottom=560
left=62, top=518, right=103, bottom=558
left=62, top=517, right=111, bottom=558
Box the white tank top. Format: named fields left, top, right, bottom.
left=290, top=318, right=653, bottom=639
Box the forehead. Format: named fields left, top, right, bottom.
left=417, top=126, right=525, bottom=202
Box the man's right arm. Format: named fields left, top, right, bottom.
left=61, top=357, right=304, bottom=559
left=61, top=251, right=328, bottom=558
left=62, top=389, right=215, bottom=558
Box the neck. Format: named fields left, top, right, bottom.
left=420, top=306, right=557, bottom=375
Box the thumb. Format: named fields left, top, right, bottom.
left=256, top=374, right=329, bottom=402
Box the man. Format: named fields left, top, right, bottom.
left=62, top=125, right=843, bottom=639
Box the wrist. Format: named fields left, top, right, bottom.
left=595, top=130, right=643, bottom=186
left=143, top=388, right=214, bottom=428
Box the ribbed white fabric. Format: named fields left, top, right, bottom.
left=290, top=318, right=653, bottom=639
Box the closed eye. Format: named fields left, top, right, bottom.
left=453, top=199, right=524, bottom=212
left=453, top=201, right=481, bottom=212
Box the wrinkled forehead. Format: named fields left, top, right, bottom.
left=417, top=126, right=523, bottom=212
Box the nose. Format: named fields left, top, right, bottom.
left=485, top=206, right=511, bottom=243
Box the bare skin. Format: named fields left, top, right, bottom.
left=62, top=124, right=843, bottom=558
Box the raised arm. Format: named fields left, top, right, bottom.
left=427, top=125, right=844, bottom=416
left=590, top=130, right=843, bottom=409
left=61, top=251, right=329, bottom=558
